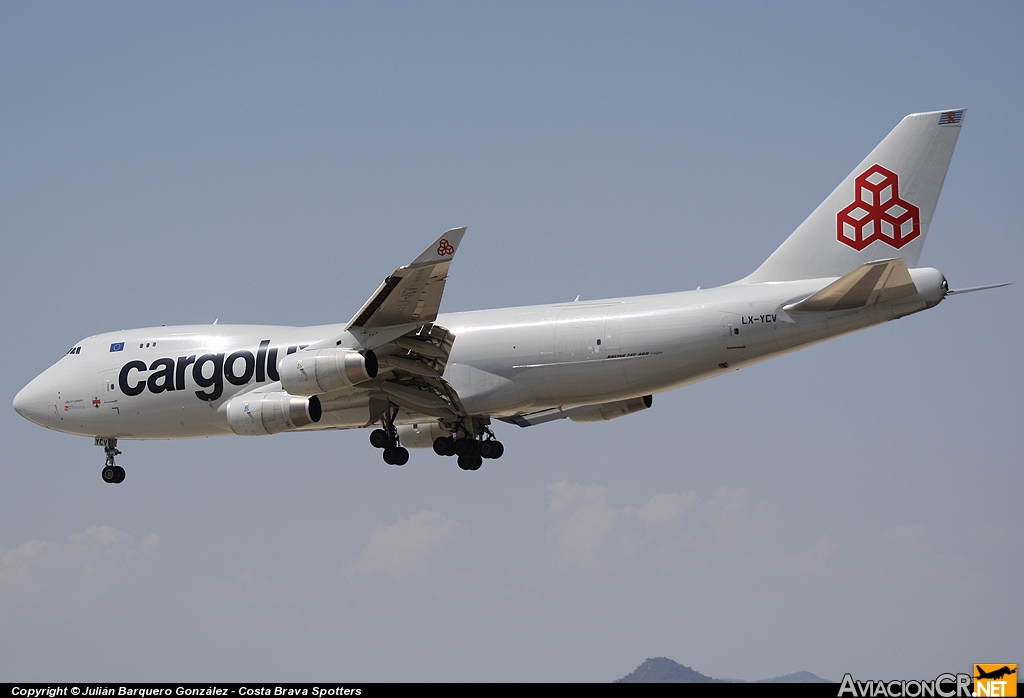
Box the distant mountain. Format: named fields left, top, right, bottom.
left=615, top=657, right=720, bottom=683
left=616, top=658, right=829, bottom=683
left=756, top=671, right=831, bottom=683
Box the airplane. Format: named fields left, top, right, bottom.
left=13, top=108, right=1007, bottom=483
left=975, top=666, right=1016, bottom=681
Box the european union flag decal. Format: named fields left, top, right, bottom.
left=110, top=342, right=124, bottom=352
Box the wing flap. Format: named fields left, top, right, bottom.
left=371, top=323, right=466, bottom=420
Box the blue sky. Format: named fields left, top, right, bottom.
left=1, top=2, right=1021, bottom=682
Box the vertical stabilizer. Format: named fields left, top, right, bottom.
left=743, top=109, right=965, bottom=283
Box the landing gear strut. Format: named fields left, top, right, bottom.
left=96, top=437, right=125, bottom=484
left=433, top=419, right=503, bottom=471
left=369, top=407, right=409, bottom=466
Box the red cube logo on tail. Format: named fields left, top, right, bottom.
left=437, top=238, right=455, bottom=256
left=837, top=164, right=920, bottom=251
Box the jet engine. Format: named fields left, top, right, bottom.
left=226, top=392, right=322, bottom=436
left=279, top=349, right=377, bottom=396
left=569, top=395, right=652, bottom=422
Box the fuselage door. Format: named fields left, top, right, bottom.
left=722, top=316, right=745, bottom=349
left=555, top=305, right=609, bottom=363
left=100, top=370, right=119, bottom=404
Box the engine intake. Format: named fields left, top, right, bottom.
left=226, top=392, right=322, bottom=436
left=280, top=349, right=377, bottom=396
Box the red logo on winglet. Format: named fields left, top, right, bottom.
left=837, top=164, right=920, bottom=251
left=437, top=239, right=455, bottom=256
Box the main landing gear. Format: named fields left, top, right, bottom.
left=95, top=437, right=125, bottom=484
left=369, top=428, right=410, bottom=465
left=431, top=421, right=504, bottom=471
left=369, top=408, right=409, bottom=466
left=369, top=412, right=506, bottom=471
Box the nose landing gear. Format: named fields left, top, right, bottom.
left=95, top=437, right=125, bottom=484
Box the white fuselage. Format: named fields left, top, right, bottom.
left=13, top=269, right=945, bottom=441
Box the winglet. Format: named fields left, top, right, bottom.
left=409, top=227, right=467, bottom=268
left=346, top=227, right=468, bottom=332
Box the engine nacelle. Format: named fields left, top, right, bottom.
left=279, top=348, right=377, bottom=396
left=396, top=422, right=452, bottom=449
left=569, top=395, right=652, bottom=422
left=226, top=392, right=322, bottom=436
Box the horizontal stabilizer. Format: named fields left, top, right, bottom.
left=784, top=258, right=918, bottom=313
left=946, top=282, right=1011, bottom=296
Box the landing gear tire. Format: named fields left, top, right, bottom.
left=113, top=466, right=125, bottom=483
left=457, top=454, right=483, bottom=471
left=370, top=429, right=389, bottom=449
left=102, top=465, right=125, bottom=484
left=455, top=438, right=481, bottom=458
left=480, top=440, right=504, bottom=459
left=383, top=446, right=409, bottom=466
left=454, top=438, right=473, bottom=457
left=433, top=436, right=456, bottom=457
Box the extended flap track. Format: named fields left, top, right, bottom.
left=376, top=324, right=465, bottom=418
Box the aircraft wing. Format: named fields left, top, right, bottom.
left=299, top=320, right=466, bottom=426
left=783, top=258, right=918, bottom=313
left=313, top=229, right=470, bottom=423
left=346, top=227, right=467, bottom=331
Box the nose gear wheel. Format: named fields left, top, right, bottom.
left=96, top=437, right=125, bottom=484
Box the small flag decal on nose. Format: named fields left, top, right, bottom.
left=110, top=342, right=124, bottom=352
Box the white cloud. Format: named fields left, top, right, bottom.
left=787, top=534, right=842, bottom=574
left=871, top=522, right=976, bottom=591
left=543, top=481, right=776, bottom=576
left=226, top=569, right=286, bottom=604
left=344, top=510, right=467, bottom=583
left=0, top=525, right=158, bottom=614
left=545, top=482, right=636, bottom=573
left=875, top=522, right=930, bottom=560
left=703, top=485, right=776, bottom=547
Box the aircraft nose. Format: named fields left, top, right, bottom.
left=13, top=371, right=55, bottom=427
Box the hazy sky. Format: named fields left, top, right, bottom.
left=1, top=2, right=1021, bottom=683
